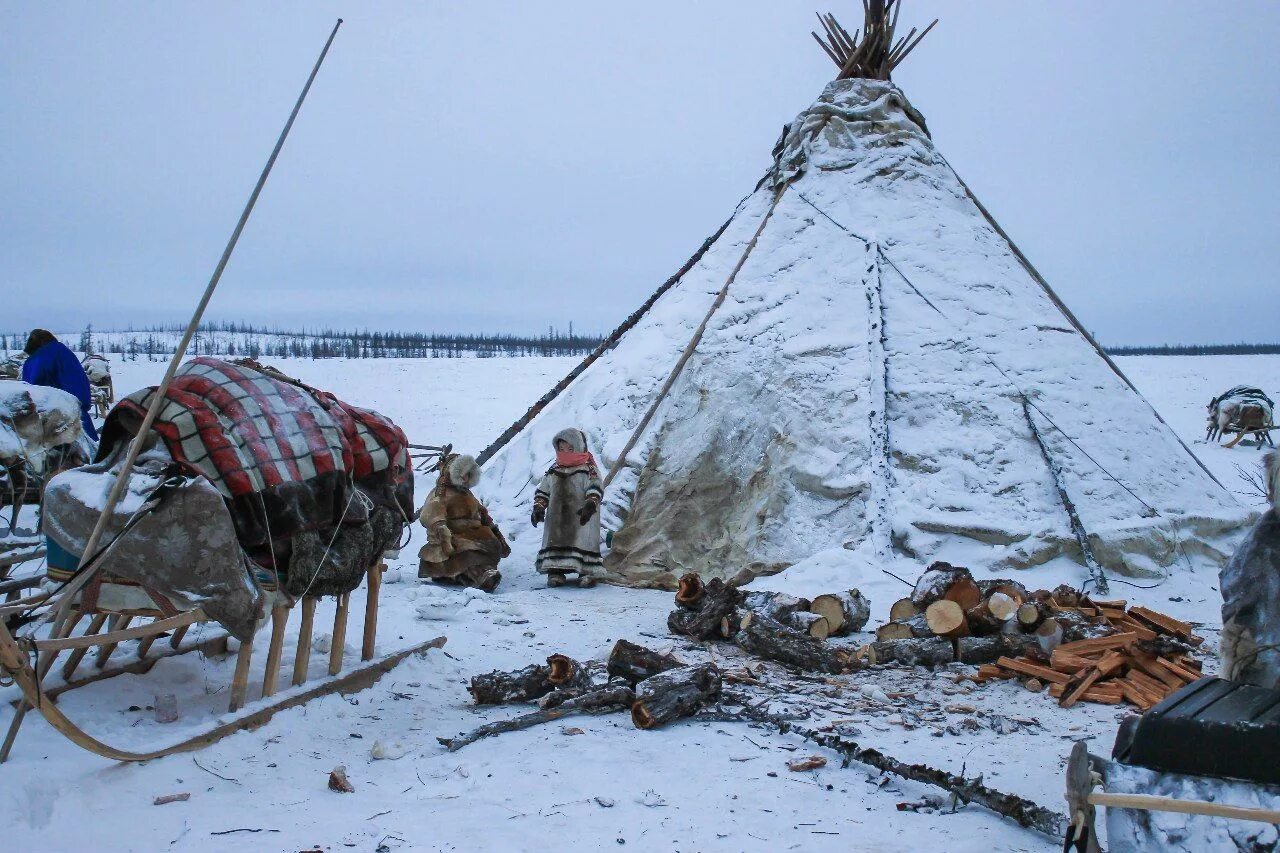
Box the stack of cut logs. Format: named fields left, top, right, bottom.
left=879, top=562, right=1204, bottom=709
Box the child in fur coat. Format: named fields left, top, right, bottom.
left=532, top=428, right=603, bottom=588
left=418, top=453, right=508, bottom=592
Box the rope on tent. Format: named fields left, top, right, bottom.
left=792, top=188, right=1200, bottom=582
left=602, top=184, right=790, bottom=489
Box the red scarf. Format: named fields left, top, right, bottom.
left=556, top=450, right=597, bottom=473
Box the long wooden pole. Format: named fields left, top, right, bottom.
left=0, top=18, right=344, bottom=763
left=1089, top=792, right=1280, bottom=825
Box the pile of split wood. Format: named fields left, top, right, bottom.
left=439, top=641, right=721, bottom=751
left=880, top=563, right=1204, bottom=709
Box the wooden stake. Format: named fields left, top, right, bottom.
left=228, top=637, right=254, bottom=713
left=292, top=597, right=317, bottom=686
left=60, top=612, right=103, bottom=681
left=169, top=624, right=190, bottom=650
left=362, top=562, right=381, bottom=661
left=329, top=593, right=349, bottom=676
left=261, top=605, right=289, bottom=698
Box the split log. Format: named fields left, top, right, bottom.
left=1127, top=606, right=1193, bottom=641
left=869, top=637, right=955, bottom=668
left=888, top=597, right=918, bottom=622
left=470, top=655, right=586, bottom=705
left=606, top=640, right=684, bottom=686
left=734, top=612, right=859, bottom=674
left=910, top=562, right=975, bottom=608
left=1036, top=618, right=1064, bottom=655
left=789, top=612, right=831, bottom=640
left=810, top=590, right=870, bottom=636
left=631, top=663, right=722, bottom=730
left=667, top=577, right=742, bottom=641
left=924, top=600, right=969, bottom=638
left=674, top=573, right=704, bottom=609
left=439, top=684, right=636, bottom=751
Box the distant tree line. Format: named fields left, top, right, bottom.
left=1106, top=343, right=1280, bottom=356
left=0, top=321, right=604, bottom=360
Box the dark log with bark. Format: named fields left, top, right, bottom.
left=869, top=637, right=955, bottom=667
left=976, top=579, right=1029, bottom=606
left=631, top=663, right=722, bottom=730
left=790, top=612, right=831, bottom=640
left=810, top=590, right=870, bottom=636
left=469, top=654, right=589, bottom=705
left=956, top=634, right=1036, bottom=665
left=469, top=663, right=556, bottom=705
left=667, top=577, right=742, bottom=640
left=720, top=700, right=1066, bottom=840
left=606, top=640, right=684, bottom=686
left=734, top=612, right=860, bottom=674
left=674, top=573, right=705, bottom=609
left=439, top=684, right=636, bottom=751
left=742, top=591, right=811, bottom=623
left=909, top=562, right=976, bottom=608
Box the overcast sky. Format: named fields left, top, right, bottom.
left=4, top=2, right=1279, bottom=345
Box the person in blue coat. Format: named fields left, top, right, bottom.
left=21, top=329, right=99, bottom=441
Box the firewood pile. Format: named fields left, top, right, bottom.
left=881, top=562, right=1205, bottom=709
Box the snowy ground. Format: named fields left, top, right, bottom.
left=0, top=354, right=1274, bottom=852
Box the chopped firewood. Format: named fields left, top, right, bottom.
left=889, top=597, right=919, bottom=622
left=674, top=573, right=705, bottom=609
left=869, top=637, right=955, bottom=668
left=631, top=664, right=722, bottom=730
left=1117, top=681, right=1155, bottom=710
left=1056, top=632, right=1138, bottom=656
left=1128, top=650, right=1183, bottom=689
left=328, top=766, right=354, bottom=793
left=910, top=562, right=975, bottom=608
left=606, top=640, right=683, bottom=686
left=1035, top=618, right=1064, bottom=655
left=1155, top=656, right=1202, bottom=684
left=876, top=621, right=915, bottom=642
left=974, top=663, right=1013, bottom=681
left=1127, top=606, right=1193, bottom=641
left=810, top=590, right=870, bottom=636
left=1059, top=650, right=1125, bottom=709
left=668, top=577, right=742, bottom=640
left=1108, top=617, right=1157, bottom=642
left=924, top=600, right=969, bottom=638
left=1047, top=683, right=1123, bottom=704
left=1122, top=665, right=1169, bottom=696
left=1016, top=602, right=1046, bottom=631
left=1049, top=650, right=1096, bottom=673
left=1024, top=678, right=1044, bottom=693
left=790, top=612, right=831, bottom=640
left=1087, top=598, right=1128, bottom=609
left=994, top=656, right=1071, bottom=685
left=1098, top=607, right=1128, bottom=622
left=787, top=755, right=827, bottom=772
left=734, top=612, right=859, bottom=674
left=153, top=792, right=190, bottom=806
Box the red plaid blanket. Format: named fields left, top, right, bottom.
left=102, top=357, right=410, bottom=545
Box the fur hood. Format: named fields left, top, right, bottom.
left=444, top=454, right=482, bottom=489
left=1268, top=451, right=1279, bottom=514
left=552, top=428, right=589, bottom=454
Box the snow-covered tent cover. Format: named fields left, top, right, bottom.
left=479, top=64, right=1251, bottom=590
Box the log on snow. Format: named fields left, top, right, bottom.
left=956, top=634, right=1034, bottom=666
left=810, top=590, right=870, bottom=636
left=674, top=573, right=705, bottom=609
left=869, top=637, right=955, bottom=668
left=606, top=639, right=684, bottom=686
left=469, top=654, right=586, bottom=705
left=631, top=663, right=722, bottom=730
left=734, top=612, right=859, bottom=674
left=439, top=684, right=636, bottom=751
left=667, top=577, right=742, bottom=640
left=790, top=612, right=831, bottom=640
left=742, top=591, right=811, bottom=623
left=909, top=562, right=975, bottom=609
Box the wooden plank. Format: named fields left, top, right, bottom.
left=1156, top=656, right=1202, bottom=684
left=1127, top=606, right=1192, bottom=640
left=1108, top=617, right=1158, bottom=642
left=994, top=656, right=1071, bottom=684
left=1056, top=633, right=1137, bottom=655
left=33, top=609, right=206, bottom=652
left=1049, top=650, right=1095, bottom=673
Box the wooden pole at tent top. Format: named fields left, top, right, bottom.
left=0, top=18, right=344, bottom=764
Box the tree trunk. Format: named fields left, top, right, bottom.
left=606, top=640, right=684, bottom=686
left=733, top=612, right=860, bottom=674
left=667, top=577, right=742, bottom=640
left=810, top=590, right=870, bottom=636
left=956, top=634, right=1034, bottom=665
left=631, top=663, right=722, bottom=730
left=869, top=637, right=955, bottom=667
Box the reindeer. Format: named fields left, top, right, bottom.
left=1207, top=386, right=1276, bottom=448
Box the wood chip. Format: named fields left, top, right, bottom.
left=153, top=793, right=190, bottom=806
left=787, top=755, right=827, bottom=772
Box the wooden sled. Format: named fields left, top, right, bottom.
left=1223, top=424, right=1276, bottom=449
left=0, top=561, right=445, bottom=762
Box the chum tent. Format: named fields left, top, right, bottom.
left=477, top=2, right=1252, bottom=589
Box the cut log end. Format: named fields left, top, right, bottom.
left=925, top=600, right=968, bottom=638
left=674, top=573, right=705, bottom=609
left=889, top=597, right=919, bottom=623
